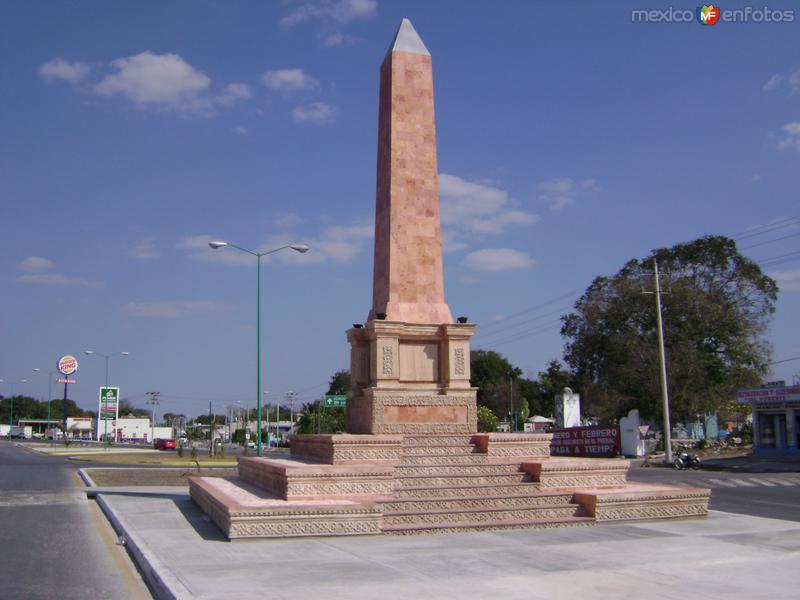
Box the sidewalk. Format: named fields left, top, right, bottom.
left=95, top=489, right=800, bottom=600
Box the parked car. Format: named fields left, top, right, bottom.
left=154, top=438, right=176, bottom=450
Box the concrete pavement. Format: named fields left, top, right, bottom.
left=97, top=488, right=800, bottom=600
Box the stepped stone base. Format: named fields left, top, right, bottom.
left=189, top=433, right=711, bottom=540
left=573, top=483, right=711, bottom=522
left=189, top=476, right=382, bottom=539
left=238, top=456, right=394, bottom=499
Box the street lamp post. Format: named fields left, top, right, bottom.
left=209, top=241, right=309, bottom=457
left=84, top=350, right=130, bottom=449
left=0, top=379, right=28, bottom=437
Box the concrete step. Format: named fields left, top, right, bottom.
left=382, top=503, right=582, bottom=527
left=393, top=483, right=541, bottom=499
left=380, top=491, right=575, bottom=513
left=395, top=463, right=523, bottom=477
left=382, top=515, right=595, bottom=535
left=401, top=435, right=475, bottom=447
left=400, top=445, right=479, bottom=457
left=522, top=459, right=629, bottom=489
left=396, top=473, right=531, bottom=489
left=400, top=454, right=491, bottom=465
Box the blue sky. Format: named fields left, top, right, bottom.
left=2, top=1, right=799, bottom=417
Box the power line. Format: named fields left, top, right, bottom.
left=475, top=320, right=562, bottom=348
left=770, top=356, right=800, bottom=366
left=731, top=216, right=800, bottom=241
left=741, top=231, right=800, bottom=250
left=474, top=304, right=573, bottom=342
left=475, top=287, right=584, bottom=332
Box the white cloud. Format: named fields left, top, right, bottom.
left=322, top=32, right=356, bottom=47
left=439, top=174, right=539, bottom=238
left=128, top=237, right=159, bottom=259
left=763, top=74, right=784, bottom=92
left=292, top=102, right=337, bottom=122
left=461, top=248, right=535, bottom=272
left=441, top=231, right=468, bottom=253
left=750, top=174, right=762, bottom=183
left=777, top=122, right=800, bottom=151
left=262, top=68, right=318, bottom=91
left=123, top=300, right=230, bottom=318
left=762, top=68, right=800, bottom=93
left=281, top=0, right=377, bottom=26
left=274, top=213, right=303, bottom=227
left=39, top=58, right=90, bottom=83
left=771, top=268, right=800, bottom=291
left=536, top=177, right=600, bottom=211
left=233, top=126, right=248, bottom=136
left=178, top=217, right=373, bottom=267
left=17, top=256, right=55, bottom=272
left=95, top=51, right=211, bottom=106
left=281, top=219, right=373, bottom=264
left=216, top=83, right=252, bottom=106
left=16, top=273, right=95, bottom=286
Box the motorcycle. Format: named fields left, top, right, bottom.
left=673, top=446, right=701, bottom=470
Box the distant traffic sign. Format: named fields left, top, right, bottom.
left=324, top=394, right=347, bottom=408
left=57, top=378, right=77, bottom=384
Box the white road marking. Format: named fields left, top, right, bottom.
left=750, top=478, right=777, bottom=487
left=708, top=478, right=737, bottom=488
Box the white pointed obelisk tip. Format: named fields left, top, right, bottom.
left=387, top=18, right=430, bottom=57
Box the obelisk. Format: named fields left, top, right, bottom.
left=346, top=19, right=477, bottom=435
left=368, top=18, right=452, bottom=325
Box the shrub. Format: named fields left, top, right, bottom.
left=477, top=405, right=499, bottom=432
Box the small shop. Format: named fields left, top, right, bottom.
left=736, top=384, right=799, bottom=454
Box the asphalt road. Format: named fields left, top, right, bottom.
left=627, top=465, right=800, bottom=522
left=0, top=441, right=151, bottom=599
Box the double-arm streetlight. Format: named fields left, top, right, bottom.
left=84, top=350, right=130, bottom=448
left=209, top=241, right=309, bottom=456
left=0, top=378, right=28, bottom=436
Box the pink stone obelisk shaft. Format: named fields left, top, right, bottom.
left=368, top=19, right=453, bottom=325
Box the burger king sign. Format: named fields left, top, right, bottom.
left=57, top=355, right=79, bottom=376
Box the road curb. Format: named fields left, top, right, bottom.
left=78, top=468, right=96, bottom=487
left=96, top=494, right=192, bottom=600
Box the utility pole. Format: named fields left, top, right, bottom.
left=643, top=259, right=673, bottom=464
left=145, top=391, right=160, bottom=445
left=509, top=375, right=514, bottom=433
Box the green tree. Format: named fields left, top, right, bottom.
left=561, top=236, right=778, bottom=423
left=327, top=370, right=351, bottom=395
left=470, top=350, right=522, bottom=419
left=477, top=405, right=499, bottom=432
left=118, top=399, right=149, bottom=417
left=295, top=401, right=345, bottom=434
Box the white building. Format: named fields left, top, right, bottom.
left=114, top=417, right=172, bottom=442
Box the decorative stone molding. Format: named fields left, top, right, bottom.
left=382, top=345, right=394, bottom=376
left=453, top=347, right=465, bottom=376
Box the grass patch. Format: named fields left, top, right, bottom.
left=85, top=467, right=238, bottom=487
left=69, top=452, right=237, bottom=466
